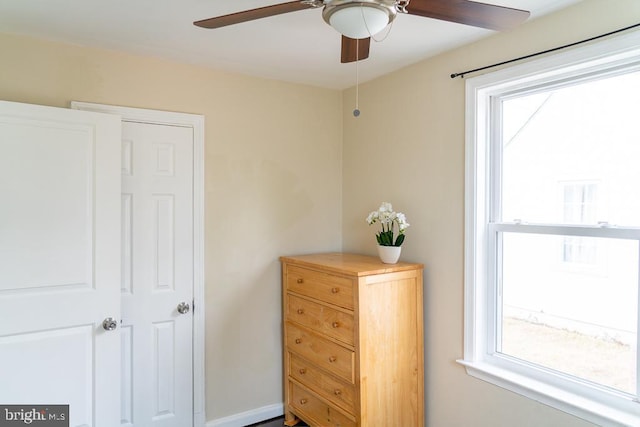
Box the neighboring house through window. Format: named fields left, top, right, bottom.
left=561, top=181, right=598, bottom=265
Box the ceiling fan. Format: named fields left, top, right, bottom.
left=194, top=0, right=530, bottom=63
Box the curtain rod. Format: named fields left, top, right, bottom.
left=450, top=22, right=640, bottom=79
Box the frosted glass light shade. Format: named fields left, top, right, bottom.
left=328, top=5, right=391, bottom=39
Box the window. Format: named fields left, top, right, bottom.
left=462, top=30, right=640, bottom=426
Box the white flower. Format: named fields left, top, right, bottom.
left=396, top=213, right=410, bottom=231
left=379, top=202, right=393, bottom=213
left=366, top=211, right=379, bottom=225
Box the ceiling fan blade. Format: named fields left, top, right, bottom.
left=405, top=0, right=530, bottom=31
left=194, top=1, right=315, bottom=29
left=341, top=37, right=371, bottom=63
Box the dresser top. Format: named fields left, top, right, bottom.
left=280, top=252, right=423, bottom=277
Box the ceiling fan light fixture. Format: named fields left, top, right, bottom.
left=323, top=0, right=396, bottom=40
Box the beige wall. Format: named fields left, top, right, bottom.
left=342, top=0, right=640, bottom=426
left=0, top=33, right=343, bottom=421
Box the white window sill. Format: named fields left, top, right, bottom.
left=457, top=359, right=640, bottom=427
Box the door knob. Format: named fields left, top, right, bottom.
left=177, top=302, right=190, bottom=314
left=102, top=317, right=117, bottom=331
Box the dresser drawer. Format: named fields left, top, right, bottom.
left=289, top=382, right=356, bottom=427
left=286, top=322, right=354, bottom=384
left=287, top=294, right=354, bottom=346
left=286, top=265, right=354, bottom=309
left=289, top=354, right=355, bottom=413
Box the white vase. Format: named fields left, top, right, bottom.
left=378, top=245, right=402, bottom=264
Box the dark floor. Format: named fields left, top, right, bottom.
left=246, top=416, right=309, bottom=427
left=246, top=416, right=284, bottom=427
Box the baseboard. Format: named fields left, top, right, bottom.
left=206, top=403, right=284, bottom=427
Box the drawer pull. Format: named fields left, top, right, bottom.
left=297, top=309, right=304, bottom=315
left=328, top=356, right=337, bottom=363
left=295, top=338, right=302, bottom=344
left=332, top=321, right=340, bottom=328
left=334, top=389, right=342, bottom=396
left=299, top=368, right=306, bottom=375
left=331, top=287, right=339, bottom=294
left=297, top=278, right=304, bottom=284
left=299, top=398, right=308, bottom=405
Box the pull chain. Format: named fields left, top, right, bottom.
left=353, top=39, right=361, bottom=118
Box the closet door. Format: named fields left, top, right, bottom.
left=120, top=121, right=194, bottom=427
left=0, top=100, right=121, bottom=426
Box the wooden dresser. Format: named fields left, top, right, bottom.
left=281, top=253, right=424, bottom=426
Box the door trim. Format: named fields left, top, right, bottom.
left=71, top=101, right=206, bottom=426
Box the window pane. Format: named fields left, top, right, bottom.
left=501, top=70, right=640, bottom=226
left=499, top=232, right=638, bottom=394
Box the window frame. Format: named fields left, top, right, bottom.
left=461, top=29, right=640, bottom=427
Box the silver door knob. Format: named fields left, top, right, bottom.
left=177, top=302, right=190, bottom=314
left=102, top=317, right=117, bottom=331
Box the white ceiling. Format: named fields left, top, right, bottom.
left=0, top=0, right=582, bottom=89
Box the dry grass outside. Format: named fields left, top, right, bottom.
left=501, top=317, right=636, bottom=394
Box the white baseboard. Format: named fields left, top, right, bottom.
left=206, top=403, right=284, bottom=427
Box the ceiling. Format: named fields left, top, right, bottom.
left=0, top=0, right=582, bottom=89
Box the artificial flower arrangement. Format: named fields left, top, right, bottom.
left=366, top=202, right=410, bottom=247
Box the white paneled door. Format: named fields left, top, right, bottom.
left=0, top=101, right=122, bottom=426
left=119, top=121, right=194, bottom=427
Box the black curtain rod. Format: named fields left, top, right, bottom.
left=450, top=22, right=640, bottom=79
